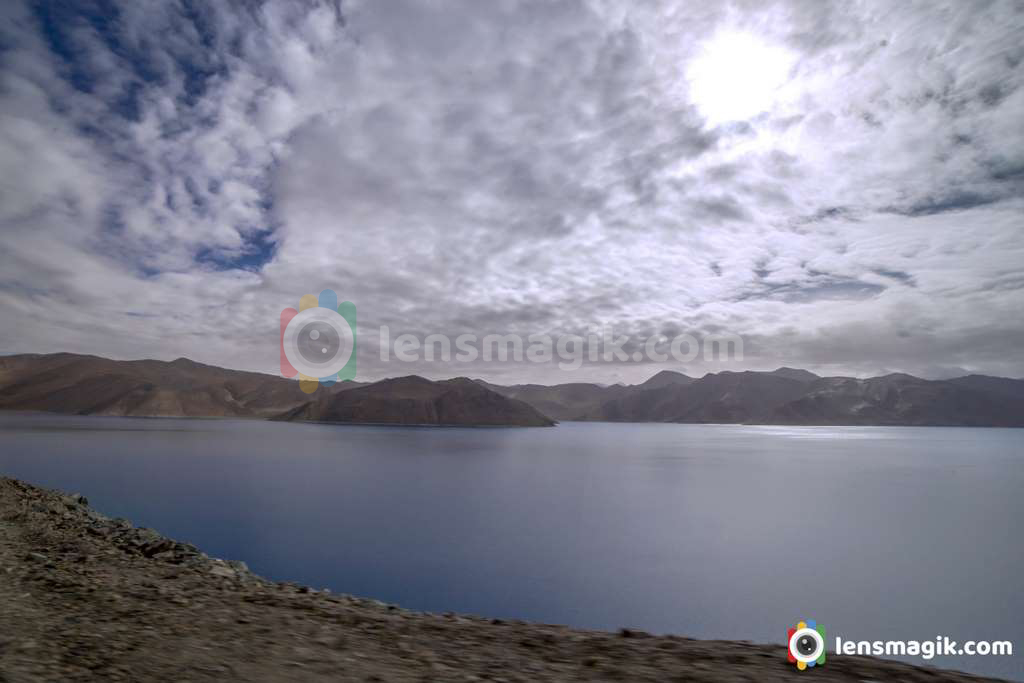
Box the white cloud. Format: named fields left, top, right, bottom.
left=1, top=0, right=1022, bottom=383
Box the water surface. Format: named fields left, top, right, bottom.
left=1, top=414, right=1020, bottom=679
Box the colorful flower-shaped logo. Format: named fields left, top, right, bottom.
left=788, top=619, right=826, bottom=670
left=280, top=289, right=356, bottom=393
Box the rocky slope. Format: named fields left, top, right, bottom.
left=475, top=380, right=631, bottom=422
left=0, top=355, right=555, bottom=427
left=585, top=370, right=811, bottom=423
left=0, top=476, right=1007, bottom=682
left=280, top=375, right=556, bottom=427
left=0, top=353, right=352, bottom=418
left=759, top=373, right=1024, bottom=426
left=488, top=369, right=1024, bottom=427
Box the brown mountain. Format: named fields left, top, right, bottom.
left=0, top=354, right=553, bottom=427
left=477, top=380, right=629, bottom=421
left=488, top=367, right=1024, bottom=427
left=481, top=370, right=695, bottom=421
left=486, top=369, right=810, bottom=423
left=760, top=373, right=1024, bottom=427
left=279, top=376, right=555, bottom=427
left=580, top=370, right=811, bottom=423
left=0, top=353, right=356, bottom=418
left=636, top=369, right=696, bottom=389
left=3, top=353, right=1021, bottom=427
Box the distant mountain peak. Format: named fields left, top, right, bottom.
left=640, top=369, right=694, bottom=388
left=379, top=374, right=433, bottom=386
left=875, top=372, right=925, bottom=383
left=769, top=367, right=820, bottom=383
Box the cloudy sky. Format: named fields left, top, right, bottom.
left=1, top=0, right=1022, bottom=384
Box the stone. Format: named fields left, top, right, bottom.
left=209, top=565, right=236, bottom=578
left=141, top=539, right=174, bottom=557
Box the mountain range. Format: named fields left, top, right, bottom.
left=0, top=353, right=551, bottom=427
left=1, top=353, right=1022, bottom=427
left=277, top=375, right=553, bottom=427
left=484, top=368, right=1024, bottom=427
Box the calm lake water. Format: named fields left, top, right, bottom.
left=1, top=414, right=1021, bottom=679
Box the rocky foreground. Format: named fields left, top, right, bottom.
left=0, top=477, right=1007, bottom=682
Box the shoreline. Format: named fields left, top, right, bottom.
left=4, top=409, right=1023, bottom=429
left=0, top=475, right=1010, bottom=681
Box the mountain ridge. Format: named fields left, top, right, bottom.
left=278, top=375, right=555, bottom=427
left=0, top=354, right=554, bottom=427
left=482, top=367, right=1024, bottom=427
left=2, top=353, right=1022, bottom=427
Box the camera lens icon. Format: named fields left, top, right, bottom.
left=787, top=620, right=826, bottom=670
left=280, top=290, right=357, bottom=391
left=296, top=320, right=342, bottom=366
left=285, top=308, right=352, bottom=377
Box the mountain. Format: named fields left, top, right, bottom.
left=637, top=369, right=696, bottom=389
left=2, top=353, right=1022, bottom=427
left=487, top=370, right=811, bottom=423
left=481, top=370, right=694, bottom=421
left=478, top=380, right=629, bottom=421
left=488, top=368, right=1024, bottom=427
left=580, top=370, right=811, bottom=423
left=280, top=376, right=555, bottom=427
left=0, top=354, right=553, bottom=427
left=768, top=367, right=820, bottom=383
left=0, top=353, right=335, bottom=418
left=947, top=374, right=1024, bottom=402
left=760, top=373, right=1024, bottom=427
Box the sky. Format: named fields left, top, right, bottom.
left=1, top=0, right=1023, bottom=384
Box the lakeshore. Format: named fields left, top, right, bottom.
left=0, top=475, right=1008, bottom=682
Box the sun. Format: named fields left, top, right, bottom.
left=686, top=30, right=795, bottom=125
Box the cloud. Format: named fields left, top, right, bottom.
left=1, top=0, right=1023, bottom=384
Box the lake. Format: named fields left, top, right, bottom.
left=1, top=414, right=1020, bottom=679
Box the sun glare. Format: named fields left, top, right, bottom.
left=686, top=30, right=795, bottom=125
